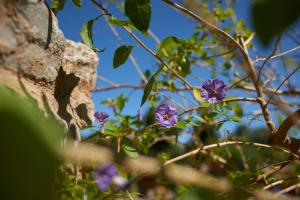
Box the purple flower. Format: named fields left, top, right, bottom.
left=94, top=111, right=109, bottom=125
left=93, top=164, right=129, bottom=191
left=201, top=79, right=228, bottom=103
left=155, top=104, right=178, bottom=128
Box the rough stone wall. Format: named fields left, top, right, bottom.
left=0, top=0, right=98, bottom=139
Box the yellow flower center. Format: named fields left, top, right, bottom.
left=163, top=113, right=169, bottom=120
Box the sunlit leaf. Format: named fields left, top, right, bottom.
left=157, top=36, right=185, bottom=59
left=175, top=120, right=187, bottom=129
left=80, top=15, right=103, bottom=51
left=194, top=116, right=207, bottom=123
left=193, top=88, right=204, bottom=102
left=108, top=17, right=133, bottom=27
left=123, top=145, right=139, bottom=158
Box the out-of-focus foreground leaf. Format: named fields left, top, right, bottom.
left=252, top=0, right=300, bottom=45
left=0, top=87, right=63, bottom=200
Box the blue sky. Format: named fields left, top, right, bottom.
left=54, top=0, right=300, bottom=140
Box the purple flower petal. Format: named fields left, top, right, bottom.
left=155, top=104, right=178, bottom=128
left=94, top=111, right=109, bottom=125
left=201, top=79, right=227, bottom=103
left=94, top=163, right=120, bottom=191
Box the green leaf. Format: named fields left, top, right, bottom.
left=80, top=15, right=103, bottom=51
left=72, top=0, right=82, bottom=8
left=252, top=0, right=300, bottom=45
left=123, top=145, right=139, bottom=158
left=189, top=121, right=200, bottom=127
left=0, top=87, right=62, bottom=200
left=140, top=69, right=160, bottom=106
left=113, top=45, right=134, bottom=68
left=233, top=103, right=243, bottom=117
left=175, top=120, right=187, bottom=129
left=108, top=17, right=133, bottom=27
left=199, top=102, right=213, bottom=108
left=157, top=36, right=185, bottom=59
left=230, top=115, right=242, bottom=122
left=207, top=112, right=218, bottom=119
left=116, top=94, right=128, bottom=112
left=50, top=0, right=66, bottom=14
left=125, top=0, right=151, bottom=33
left=194, top=115, right=207, bottom=123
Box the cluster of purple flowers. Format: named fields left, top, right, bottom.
left=93, top=79, right=227, bottom=192
left=94, top=163, right=129, bottom=191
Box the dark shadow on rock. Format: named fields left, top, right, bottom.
left=76, top=103, right=92, bottom=126
left=54, top=66, right=80, bottom=124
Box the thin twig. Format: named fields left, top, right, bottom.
left=253, top=45, right=300, bottom=63
left=266, top=65, right=300, bottom=106
left=257, top=36, right=281, bottom=84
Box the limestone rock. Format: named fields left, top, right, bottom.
left=0, top=0, right=98, bottom=138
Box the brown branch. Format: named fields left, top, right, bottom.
left=273, top=109, right=300, bottom=154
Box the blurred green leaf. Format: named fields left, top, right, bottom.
left=157, top=36, right=185, bottom=59
left=116, top=94, right=128, bottom=112
left=113, top=45, right=134, bottom=68
left=50, top=0, right=66, bottom=14
left=175, top=120, right=187, bottom=129
left=252, top=0, right=300, bottom=45
left=207, top=112, right=218, bottom=119
left=233, top=103, right=243, bottom=117
left=80, top=15, right=103, bottom=51
left=194, top=116, right=207, bottom=123
left=125, top=0, right=151, bottom=33
left=199, top=102, right=212, bottom=108
left=123, top=145, right=139, bottom=158
left=72, top=0, right=82, bottom=8
left=0, top=87, right=62, bottom=200
left=230, top=115, right=242, bottom=122
left=108, top=17, right=133, bottom=27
